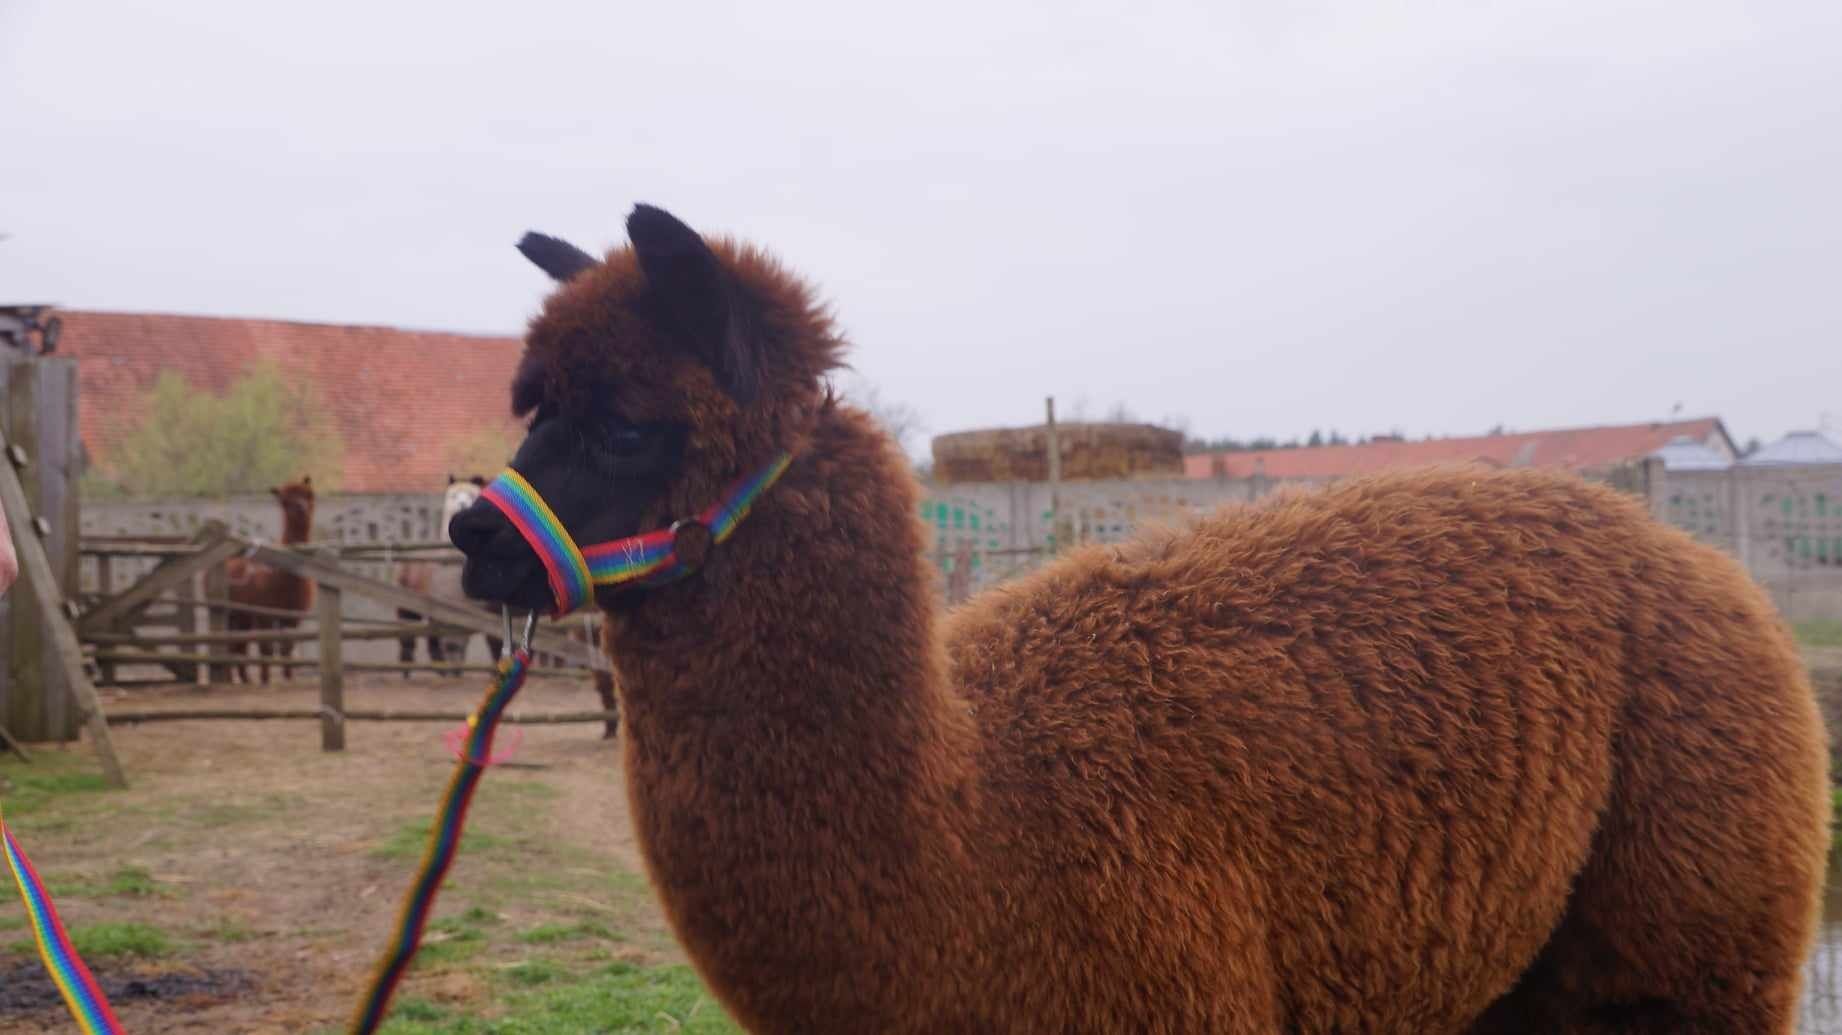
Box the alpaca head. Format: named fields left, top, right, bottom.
left=450, top=204, right=843, bottom=612
left=440, top=474, right=485, bottom=529
left=271, top=476, right=315, bottom=539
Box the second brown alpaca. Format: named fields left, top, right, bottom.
left=224, top=477, right=316, bottom=685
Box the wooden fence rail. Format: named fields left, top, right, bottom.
left=105, top=708, right=620, bottom=726
left=48, top=526, right=612, bottom=765
left=88, top=650, right=586, bottom=678
left=84, top=622, right=446, bottom=646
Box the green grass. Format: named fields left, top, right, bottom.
left=0, top=757, right=113, bottom=819
left=415, top=913, right=493, bottom=968
left=517, top=921, right=614, bottom=946
left=105, top=864, right=162, bottom=896
left=504, top=959, right=566, bottom=986
left=374, top=820, right=510, bottom=860
left=45, top=864, right=169, bottom=900
left=202, top=917, right=259, bottom=944
left=1800, top=620, right=1842, bottom=648
left=60, top=922, right=172, bottom=959
left=372, top=961, right=740, bottom=1034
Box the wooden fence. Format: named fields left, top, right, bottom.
left=62, top=524, right=613, bottom=751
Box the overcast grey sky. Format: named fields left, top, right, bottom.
left=3, top=1, right=1837, bottom=448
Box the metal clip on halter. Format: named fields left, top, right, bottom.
left=499, top=606, right=540, bottom=659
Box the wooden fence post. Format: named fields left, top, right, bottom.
left=172, top=569, right=201, bottom=685
left=94, top=554, right=118, bottom=687
left=1, top=355, right=80, bottom=742
left=317, top=549, right=344, bottom=751
left=0, top=423, right=127, bottom=785
left=204, top=558, right=231, bottom=683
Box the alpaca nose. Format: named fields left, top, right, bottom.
left=448, top=500, right=508, bottom=557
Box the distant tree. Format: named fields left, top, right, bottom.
left=444, top=424, right=524, bottom=480
left=1307, top=429, right=1324, bottom=448
left=1104, top=401, right=1140, bottom=424
left=839, top=377, right=926, bottom=459
left=1743, top=436, right=1763, bottom=457
left=85, top=361, right=343, bottom=498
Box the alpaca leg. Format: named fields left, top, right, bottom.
left=593, top=670, right=619, bottom=739
left=1466, top=680, right=1824, bottom=1033
left=226, top=613, right=249, bottom=684
left=397, top=608, right=420, bottom=679
left=279, top=638, right=297, bottom=681
left=256, top=618, right=274, bottom=685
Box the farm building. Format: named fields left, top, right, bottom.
left=1742, top=429, right=1842, bottom=467
left=14, top=308, right=527, bottom=493
left=1184, top=417, right=1738, bottom=484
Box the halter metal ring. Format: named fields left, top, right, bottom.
left=668, top=518, right=714, bottom=573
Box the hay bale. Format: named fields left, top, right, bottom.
left=931, top=422, right=1184, bottom=484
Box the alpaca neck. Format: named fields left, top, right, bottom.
left=607, top=405, right=977, bottom=1012
left=281, top=512, right=311, bottom=545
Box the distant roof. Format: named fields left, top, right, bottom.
left=51, top=309, right=526, bottom=493
left=1740, top=430, right=1842, bottom=467
left=1184, top=417, right=1734, bottom=481
left=1651, top=434, right=1733, bottom=471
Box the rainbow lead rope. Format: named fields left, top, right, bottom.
left=2, top=801, right=126, bottom=1034
left=349, top=648, right=533, bottom=1034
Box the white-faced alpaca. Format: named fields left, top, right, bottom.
left=400, top=475, right=621, bottom=735
left=450, top=206, right=1828, bottom=1035
left=396, top=475, right=487, bottom=671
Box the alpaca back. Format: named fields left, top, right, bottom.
left=937, top=464, right=1825, bottom=1033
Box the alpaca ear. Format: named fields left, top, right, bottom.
left=301, top=475, right=312, bottom=487
left=627, top=203, right=760, bottom=403
left=447, top=473, right=457, bottom=485
left=270, top=487, right=281, bottom=498
left=469, top=475, right=487, bottom=488
left=517, top=232, right=599, bottom=283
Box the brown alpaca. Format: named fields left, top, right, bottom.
left=224, top=477, right=316, bottom=685
left=450, top=206, right=1829, bottom=1034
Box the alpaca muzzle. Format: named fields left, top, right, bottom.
left=476, top=451, right=794, bottom=617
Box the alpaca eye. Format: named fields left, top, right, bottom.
left=608, top=426, right=649, bottom=457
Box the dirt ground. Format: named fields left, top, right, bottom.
left=0, top=673, right=677, bottom=1034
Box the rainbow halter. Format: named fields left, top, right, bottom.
left=479, top=451, right=793, bottom=616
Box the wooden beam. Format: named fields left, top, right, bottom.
left=0, top=424, right=127, bottom=786
left=77, top=524, right=242, bottom=635
left=202, top=560, right=231, bottom=682
left=317, top=552, right=344, bottom=751
left=104, top=707, right=619, bottom=725
left=240, top=543, right=591, bottom=664
left=86, top=650, right=583, bottom=677
left=0, top=724, right=31, bottom=763
left=84, top=622, right=446, bottom=646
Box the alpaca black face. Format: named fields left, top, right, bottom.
left=450, top=409, right=687, bottom=612
left=451, top=204, right=757, bottom=613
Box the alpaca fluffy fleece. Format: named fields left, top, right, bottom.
left=515, top=229, right=1828, bottom=1035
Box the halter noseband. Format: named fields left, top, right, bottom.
left=479, top=451, right=793, bottom=616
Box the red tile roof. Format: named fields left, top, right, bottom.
left=53, top=310, right=528, bottom=493
left=1184, top=418, right=1734, bottom=481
